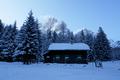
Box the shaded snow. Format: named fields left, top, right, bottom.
left=0, top=61, right=120, bottom=80
left=49, top=43, right=90, bottom=50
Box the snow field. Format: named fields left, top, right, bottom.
left=0, top=61, right=120, bottom=80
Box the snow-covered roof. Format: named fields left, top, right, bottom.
left=48, top=43, right=90, bottom=50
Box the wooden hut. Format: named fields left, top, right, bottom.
left=43, top=43, right=90, bottom=64
left=111, top=47, right=120, bottom=60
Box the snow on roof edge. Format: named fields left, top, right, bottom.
left=48, top=43, right=90, bottom=50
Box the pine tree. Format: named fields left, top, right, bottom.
left=15, top=11, right=41, bottom=64
left=47, top=29, right=52, bottom=43
left=93, top=27, right=111, bottom=61
left=5, top=22, right=17, bottom=62
left=0, top=20, right=4, bottom=39
left=80, top=30, right=85, bottom=43
left=0, top=20, right=4, bottom=60
left=35, top=19, right=42, bottom=62
left=14, top=24, right=27, bottom=62
left=84, top=29, right=95, bottom=61
left=67, top=31, right=74, bottom=43
left=42, top=29, right=52, bottom=55
left=0, top=23, right=17, bottom=62
left=41, top=33, right=49, bottom=55
left=74, top=30, right=85, bottom=43
left=52, top=31, right=58, bottom=43
left=0, top=25, right=13, bottom=61
left=70, top=32, right=74, bottom=43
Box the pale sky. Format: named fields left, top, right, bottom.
left=0, top=0, right=120, bottom=41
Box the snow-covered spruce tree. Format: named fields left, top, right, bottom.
left=47, top=28, right=53, bottom=43
left=74, top=29, right=95, bottom=48
left=80, top=29, right=95, bottom=61
left=35, top=19, right=42, bottom=62
left=67, top=31, right=74, bottom=43
left=93, top=27, right=111, bottom=61
left=80, top=30, right=85, bottom=43
left=0, top=25, right=14, bottom=61
left=74, top=29, right=95, bottom=61
left=0, top=20, right=4, bottom=60
left=84, top=30, right=95, bottom=61
left=15, top=11, right=41, bottom=64
left=0, top=20, right=4, bottom=39
left=74, top=30, right=85, bottom=43
left=14, top=24, right=27, bottom=62
left=52, top=31, right=58, bottom=43
left=4, top=22, right=17, bottom=62
left=82, top=29, right=95, bottom=49
left=41, top=28, right=52, bottom=56
left=41, top=33, right=49, bottom=55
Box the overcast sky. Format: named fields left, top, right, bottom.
left=0, top=0, right=120, bottom=41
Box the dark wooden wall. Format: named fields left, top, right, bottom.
left=44, top=50, right=88, bottom=64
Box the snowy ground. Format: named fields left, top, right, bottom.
left=0, top=61, right=120, bottom=80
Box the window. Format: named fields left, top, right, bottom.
left=65, top=56, right=69, bottom=59
left=54, top=55, right=60, bottom=62
left=76, top=56, right=82, bottom=63
left=77, top=56, right=81, bottom=59
left=65, top=55, right=69, bottom=63
left=56, top=56, right=60, bottom=59
left=46, top=56, right=50, bottom=58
